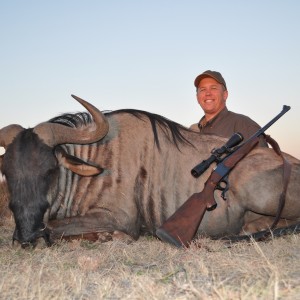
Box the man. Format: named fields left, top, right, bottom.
left=190, top=70, right=267, bottom=146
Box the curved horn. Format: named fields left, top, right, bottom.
left=33, top=95, right=109, bottom=147
left=0, top=124, right=24, bottom=149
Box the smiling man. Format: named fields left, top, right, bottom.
left=190, top=70, right=267, bottom=146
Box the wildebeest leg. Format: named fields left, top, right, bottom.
left=47, top=211, right=136, bottom=243
left=241, top=213, right=297, bottom=234
left=227, top=149, right=300, bottom=236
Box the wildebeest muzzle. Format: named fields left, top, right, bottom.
left=12, top=224, right=53, bottom=249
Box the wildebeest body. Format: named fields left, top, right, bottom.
left=1, top=96, right=300, bottom=246
left=34, top=115, right=300, bottom=238
left=47, top=110, right=211, bottom=239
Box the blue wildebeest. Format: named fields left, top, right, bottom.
left=0, top=95, right=300, bottom=248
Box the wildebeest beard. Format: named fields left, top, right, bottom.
left=3, top=129, right=58, bottom=248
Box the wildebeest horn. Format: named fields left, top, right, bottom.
left=0, top=124, right=24, bottom=149
left=33, top=95, right=109, bottom=146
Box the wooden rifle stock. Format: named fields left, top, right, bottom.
left=156, top=137, right=260, bottom=247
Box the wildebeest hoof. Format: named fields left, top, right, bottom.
left=111, top=230, right=134, bottom=244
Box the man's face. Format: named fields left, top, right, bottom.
left=196, top=77, right=228, bottom=119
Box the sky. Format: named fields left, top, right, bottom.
left=1, top=1, right=300, bottom=158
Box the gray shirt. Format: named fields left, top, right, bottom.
left=190, top=107, right=268, bottom=146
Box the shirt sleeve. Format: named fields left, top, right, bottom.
left=233, top=117, right=268, bottom=147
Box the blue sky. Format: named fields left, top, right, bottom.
left=1, top=1, right=300, bottom=158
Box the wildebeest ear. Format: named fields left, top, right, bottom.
left=54, top=146, right=103, bottom=176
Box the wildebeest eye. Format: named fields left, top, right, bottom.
left=8, top=200, right=16, bottom=211
left=0, top=154, right=4, bottom=173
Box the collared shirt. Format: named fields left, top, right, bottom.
left=190, top=107, right=268, bottom=146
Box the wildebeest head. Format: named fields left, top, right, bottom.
left=0, top=95, right=109, bottom=248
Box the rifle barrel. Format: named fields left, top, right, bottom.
left=250, top=105, right=290, bottom=140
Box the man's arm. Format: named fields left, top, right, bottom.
left=234, top=118, right=268, bottom=147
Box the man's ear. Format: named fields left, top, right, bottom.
left=223, top=89, right=229, bottom=101
left=54, top=146, right=103, bottom=176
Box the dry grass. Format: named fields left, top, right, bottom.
left=1, top=182, right=300, bottom=299
left=0, top=181, right=11, bottom=223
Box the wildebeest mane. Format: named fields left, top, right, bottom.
left=48, top=112, right=93, bottom=128
left=112, top=109, right=194, bottom=150
left=48, top=109, right=194, bottom=150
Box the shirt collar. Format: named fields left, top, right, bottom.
left=198, top=107, right=228, bottom=129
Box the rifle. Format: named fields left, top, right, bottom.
left=191, top=132, right=244, bottom=178
left=156, top=105, right=291, bottom=247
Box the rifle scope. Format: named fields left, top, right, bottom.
left=191, top=132, right=243, bottom=178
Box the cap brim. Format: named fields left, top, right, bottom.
left=194, top=74, right=212, bottom=88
